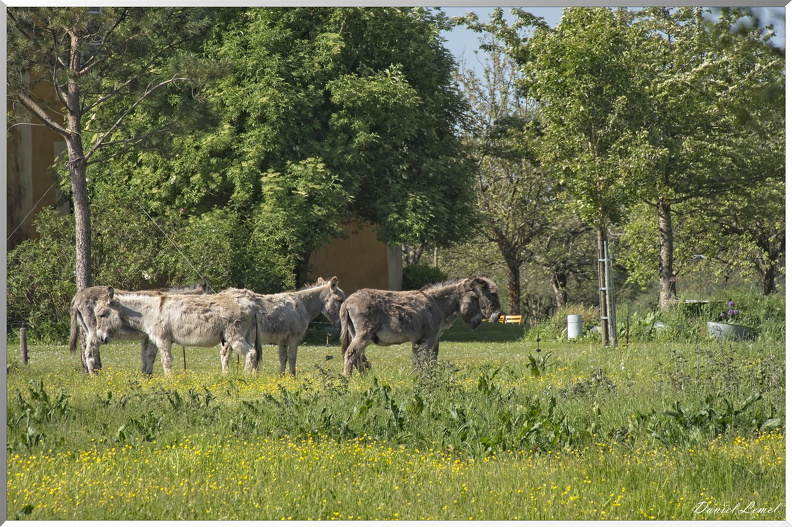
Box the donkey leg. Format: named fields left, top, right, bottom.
left=287, top=339, right=300, bottom=376
left=277, top=342, right=289, bottom=375
left=411, top=343, right=426, bottom=370
left=412, top=340, right=436, bottom=371
left=237, top=340, right=258, bottom=373
left=141, top=338, right=158, bottom=375
left=79, top=334, right=89, bottom=374
left=343, top=335, right=372, bottom=376
left=83, top=338, right=100, bottom=375
left=158, top=341, right=174, bottom=376
left=430, top=343, right=440, bottom=364
left=220, top=342, right=232, bottom=373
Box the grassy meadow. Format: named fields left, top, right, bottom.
left=6, top=321, right=785, bottom=521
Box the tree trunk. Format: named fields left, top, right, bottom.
left=657, top=198, right=676, bottom=311
left=69, top=152, right=92, bottom=292
left=65, top=31, right=92, bottom=292
left=551, top=271, right=568, bottom=308
left=295, top=251, right=313, bottom=288
left=494, top=231, right=522, bottom=315
left=762, top=264, right=777, bottom=295
left=505, top=257, right=521, bottom=315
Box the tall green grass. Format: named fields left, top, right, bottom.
left=6, top=328, right=785, bottom=521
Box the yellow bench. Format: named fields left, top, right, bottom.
left=497, top=314, right=524, bottom=325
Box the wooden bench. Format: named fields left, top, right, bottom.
left=497, top=314, right=524, bottom=325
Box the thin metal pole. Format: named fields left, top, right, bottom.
left=604, top=239, right=618, bottom=347
left=597, top=227, right=608, bottom=346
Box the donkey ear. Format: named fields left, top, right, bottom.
left=106, top=287, right=115, bottom=300
left=471, top=277, right=490, bottom=291
left=201, top=276, right=209, bottom=292
left=330, top=276, right=338, bottom=287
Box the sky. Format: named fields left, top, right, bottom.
left=440, top=6, right=786, bottom=76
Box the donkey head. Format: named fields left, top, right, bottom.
left=457, top=277, right=494, bottom=329
left=317, top=276, right=346, bottom=327
left=469, top=277, right=502, bottom=323
left=459, top=289, right=484, bottom=329
left=92, top=286, right=122, bottom=345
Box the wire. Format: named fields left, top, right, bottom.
left=9, top=177, right=215, bottom=293
left=7, top=179, right=59, bottom=242
left=135, top=202, right=215, bottom=293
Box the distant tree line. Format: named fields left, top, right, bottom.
left=7, top=7, right=783, bottom=340
left=447, top=7, right=783, bottom=320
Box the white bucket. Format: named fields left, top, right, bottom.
left=567, top=315, right=583, bottom=339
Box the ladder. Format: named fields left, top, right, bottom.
left=598, top=239, right=618, bottom=347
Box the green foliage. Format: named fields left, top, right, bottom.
left=7, top=209, right=76, bottom=341
left=523, top=304, right=601, bottom=343
left=458, top=7, right=784, bottom=311
left=128, top=7, right=475, bottom=251
left=513, top=7, right=647, bottom=227
left=402, top=263, right=448, bottom=290
left=6, top=199, right=297, bottom=343
left=8, top=380, right=71, bottom=452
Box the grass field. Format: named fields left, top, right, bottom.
left=6, top=322, right=786, bottom=521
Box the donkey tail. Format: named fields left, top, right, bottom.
left=68, top=301, right=80, bottom=354
left=339, top=305, right=352, bottom=355
left=254, top=313, right=262, bottom=366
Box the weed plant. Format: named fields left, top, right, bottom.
left=6, top=324, right=784, bottom=521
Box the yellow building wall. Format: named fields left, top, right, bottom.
left=7, top=80, right=65, bottom=250
left=308, top=223, right=402, bottom=295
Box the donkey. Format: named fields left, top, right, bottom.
left=339, top=277, right=501, bottom=375
left=92, top=286, right=260, bottom=376
left=68, top=277, right=209, bottom=374
left=221, top=277, right=345, bottom=375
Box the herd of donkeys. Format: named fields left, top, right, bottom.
left=68, top=276, right=502, bottom=377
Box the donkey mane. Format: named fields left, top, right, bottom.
left=420, top=277, right=472, bottom=292
left=295, top=278, right=332, bottom=292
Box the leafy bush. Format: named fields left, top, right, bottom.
left=642, top=289, right=785, bottom=343
left=520, top=288, right=785, bottom=344
left=402, top=263, right=448, bottom=290
left=8, top=204, right=299, bottom=343
left=7, top=208, right=76, bottom=342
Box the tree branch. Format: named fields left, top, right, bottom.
left=83, top=37, right=186, bottom=114
left=83, top=76, right=187, bottom=161
left=16, top=92, right=69, bottom=136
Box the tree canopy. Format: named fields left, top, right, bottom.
left=7, top=6, right=217, bottom=290
left=123, top=7, right=476, bottom=275
left=459, top=6, right=784, bottom=316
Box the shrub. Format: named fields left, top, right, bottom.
left=7, top=204, right=299, bottom=343
left=402, top=263, right=448, bottom=290
left=7, top=208, right=76, bottom=342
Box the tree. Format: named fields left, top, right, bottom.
left=467, top=6, right=783, bottom=336
left=532, top=215, right=595, bottom=309
left=479, top=7, right=647, bottom=344
left=454, top=23, right=556, bottom=314
left=121, top=7, right=476, bottom=285
left=696, top=179, right=784, bottom=295
left=629, top=7, right=784, bottom=308
left=7, top=7, right=216, bottom=291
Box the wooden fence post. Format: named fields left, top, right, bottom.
left=20, top=326, right=28, bottom=365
